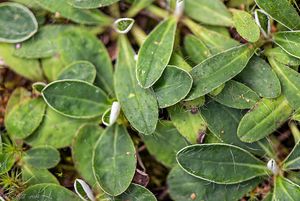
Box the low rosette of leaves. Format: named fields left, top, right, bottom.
left=1, top=0, right=300, bottom=200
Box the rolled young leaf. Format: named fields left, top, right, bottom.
left=23, top=145, right=60, bottom=169
left=233, top=10, right=260, bottom=42
left=17, top=183, right=82, bottom=201
left=58, top=61, right=96, bottom=83
left=153, top=65, right=193, bottom=108
left=238, top=96, right=293, bottom=143
left=0, top=2, right=38, bottom=43
left=273, top=176, right=300, bottom=200
left=255, top=0, right=300, bottom=30
left=5, top=98, right=46, bottom=139
left=168, top=166, right=262, bottom=201
left=184, top=0, right=233, bottom=26
left=186, top=44, right=255, bottom=100
left=92, top=124, right=136, bottom=196
left=136, top=17, right=177, bottom=88
left=68, top=0, right=120, bottom=8
left=274, top=31, right=300, bottom=59
left=236, top=56, right=281, bottom=98
left=176, top=143, right=269, bottom=184
left=210, top=80, right=260, bottom=109
left=269, top=58, right=300, bottom=110
left=42, top=80, right=110, bottom=119
left=115, top=35, right=158, bottom=135
left=282, top=140, right=300, bottom=170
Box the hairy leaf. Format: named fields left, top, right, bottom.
left=93, top=125, right=136, bottom=196
left=22, top=165, right=59, bottom=186
left=177, top=143, right=268, bottom=184
left=115, top=35, right=158, bottom=135
left=136, top=17, right=177, bottom=88
left=283, top=141, right=300, bottom=170
left=273, top=177, right=300, bottom=200
left=0, top=2, right=38, bottom=43
left=238, top=96, right=293, bottom=143
left=274, top=31, right=300, bottom=59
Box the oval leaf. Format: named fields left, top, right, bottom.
left=72, top=124, right=103, bottom=187
left=255, top=0, right=300, bottom=30
left=153, top=65, right=193, bottom=108
left=211, top=80, right=260, bottom=109
left=265, top=47, right=300, bottom=67
left=238, top=96, right=293, bottom=143
left=22, top=165, right=59, bottom=186
left=184, top=0, right=233, bottom=26
left=58, top=61, right=96, bottom=83
left=42, top=80, right=109, bottom=119
left=236, top=56, right=281, bottom=98
left=0, top=2, right=38, bottom=43
left=17, top=183, right=81, bottom=201
left=168, top=166, right=262, bottom=201
left=93, top=124, right=136, bottom=196
left=283, top=140, right=300, bottom=170
left=136, top=17, right=177, bottom=88
left=233, top=10, right=260, bottom=42
left=5, top=98, right=46, bottom=139
left=23, top=146, right=60, bottom=169
left=114, top=184, right=157, bottom=201
left=176, top=143, right=268, bottom=184
left=115, top=35, right=158, bottom=135
left=187, top=44, right=255, bottom=100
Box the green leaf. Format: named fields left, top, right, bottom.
left=22, top=165, right=59, bottom=186
left=184, top=34, right=211, bottom=65
left=0, top=153, right=15, bottom=175
left=238, top=96, right=293, bottom=143
left=5, top=87, right=31, bottom=116
left=269, top=58, right=300, bottom=110
left=186, top=44, right=255, bottom=100
left=57, top=29, right=114, bottom=95
left=176, top=143, right=269, bottom=184
left=168, top=103, right=207, bottom=144
left=115, top=35, right=158, bottom=135
left=255, top=9, right=270, bottom=37
left=211, top=80, right=260, bottom=109
left=93, top=124, right=136, bottom=196
left=184, top=0, right=233, bottom=26
left=273, top=176, right=300, bottom=200
left=0, top=2, right=38, bottom=43
left=201, top=100, right=267, bottom=156
left=127, top=0, right=155, bottom=17
left=169, top=52, right=192, bottom=72
left=168, top=166, right=262, bottom=201
left=236, top=56, right=281, bottom=98
left=274, top=31, right=300, bottom=59
left=72, top=124, right=103, bottom=187
left=183, top=18, right=239, bottom=54
left=142, top=121, right=189, bottom=167
left=111, top=184, right=157, bottom=201
left=114, top=18, right=135, bottom=33
left=68, top=0, right=120, bottom=8
left=23, top=146, right=60, bottom=169
left=25, top=107, right=96, bottom=148
left=58, top=61, right=96, bottom=83
left=136, top=17, right=177, bottom=88
left=5, top=98, right=46, bottom=139
left=233, top=10, right=260, bottom=42
left=42, top=80, right=109, bottom=119
left=17, top=183, right=81, bottom=201
left=255, top=0, right=300, bottom=30
left=265, top=47, right=300, bottom=67
left=153, top=65, right=193, bottom=108
left=34, top=0, right=112, bottom=25
left=283, top=140, right=300, bottom=170
left=14, top=25, right=69, bottom=59
left=0, top=43, right=43, bottom=81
